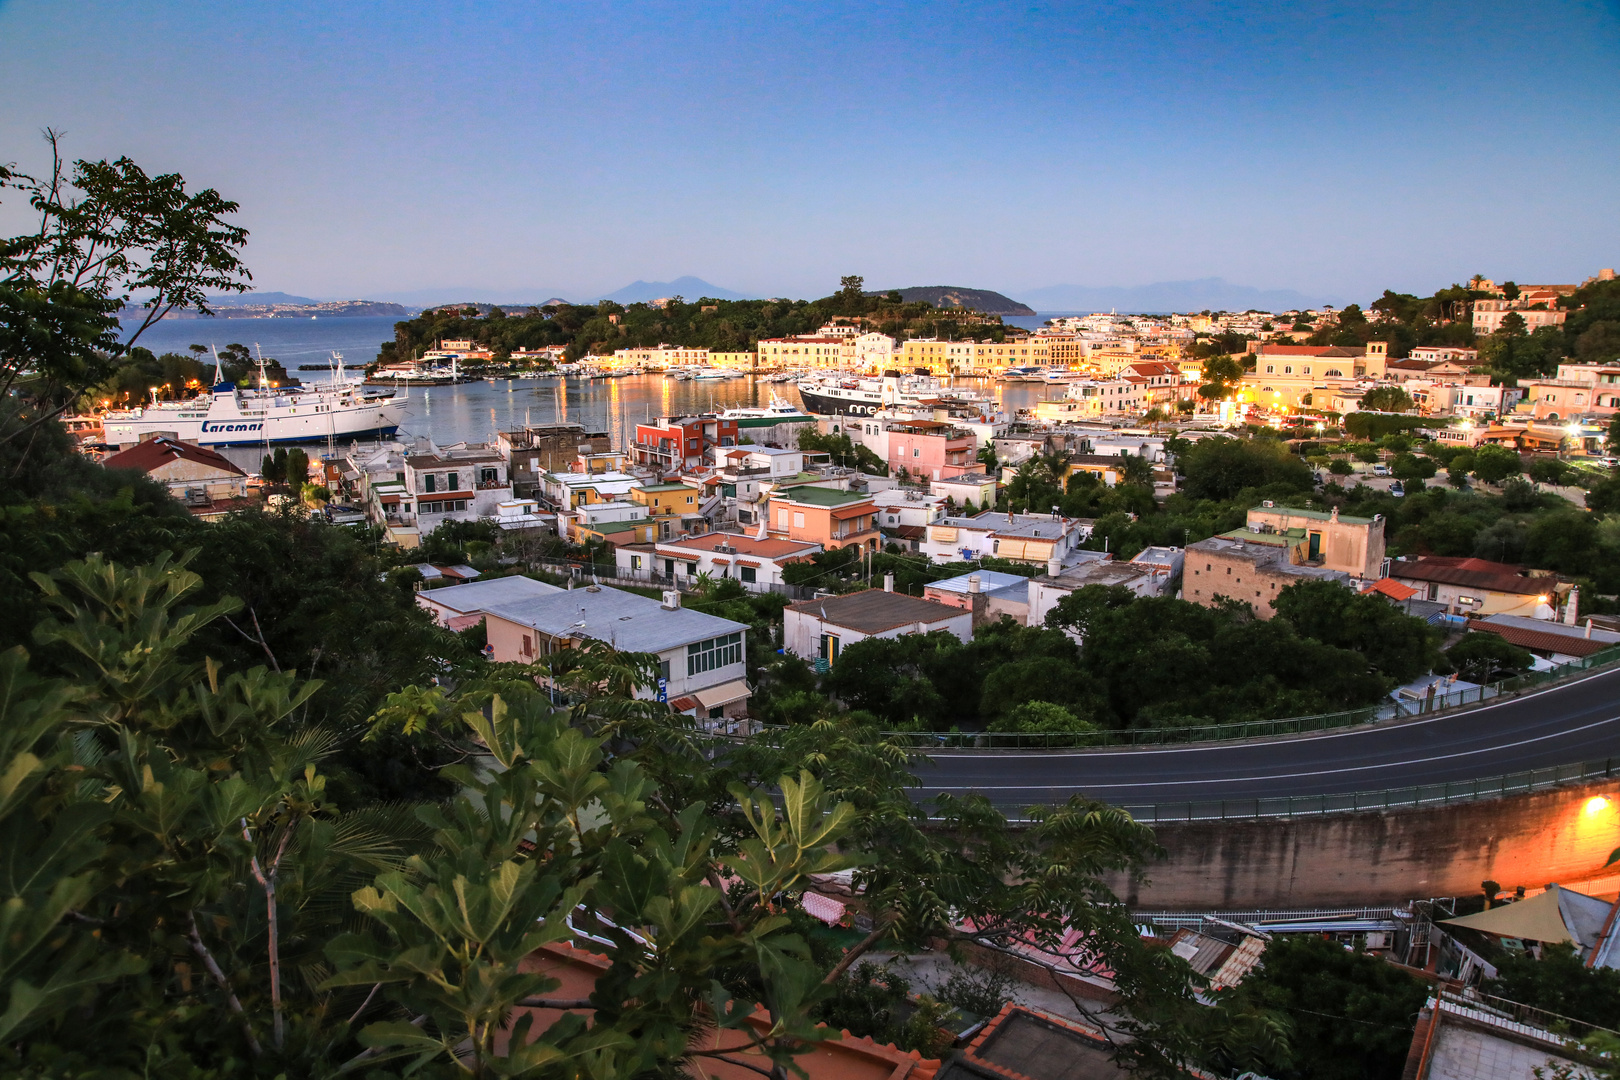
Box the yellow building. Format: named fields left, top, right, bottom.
left=630, top=482, right=700, bottom=518
left=709, top=351, right=757, bottom=370
left=900, top=338, right=1052, bottom=375
left=757, top=336, right=849, bottom=370
left=1237, top=344, right=1377, bottom=412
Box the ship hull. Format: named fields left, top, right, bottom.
left=104, top=395, right=408, bottom=448
left=796, top=387, right=882, bottom=417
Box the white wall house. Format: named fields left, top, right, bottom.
left=404, top=447, right=512, bottom=531
left=483, top=586, right=752, bottom=721
left=782, top=587, right=973, bottom=665
left=919, top=511, right=1087, bottom=566
left=615, top=532, right=822, bottom=591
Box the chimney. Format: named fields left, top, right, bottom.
left=661, top=589, right=681, bottom=610
left=1586, top=618, right=1594, bottom=639
left=1048, top=556, right=1062, bottom=577
left=883, top=573, right=894, bottom=593
left=968, top=574, right=981, bottom=594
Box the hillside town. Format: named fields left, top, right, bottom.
left=25, top=255, right=1620, bottom=1080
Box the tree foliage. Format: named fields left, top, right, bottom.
left=1213, top=936, right=1428, bottom=1080
left=1, top=133, right=250, bottom=444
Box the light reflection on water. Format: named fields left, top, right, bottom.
left=209, top=373, right=1047, bottom=470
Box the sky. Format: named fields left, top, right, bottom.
left=2, top=0, right=1617, bottom=307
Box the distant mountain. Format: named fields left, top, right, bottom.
left=145, top=299, right=412, bottom=320
left=888, top=286, right=1034, bottom=316
left=361, top=287, right=576, bottom=307
left=207, top=291, right=319, bottom=306
left=1014, top=278, right=1346, bottom=314
left=598, top=277, right=756, bottom=304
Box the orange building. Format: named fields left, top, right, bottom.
left=766, top=485, right=880, bottom=551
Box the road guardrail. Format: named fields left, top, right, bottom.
left=885, top=643, right=1620, bottom=751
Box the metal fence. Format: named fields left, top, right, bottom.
left=886, top=642, right=1620, bottom=751
left=994, top=757, right=1620, bottom=823
left=524, top=558, right=810, bottom=600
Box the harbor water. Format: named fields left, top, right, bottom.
left=120, top=314, right=1050, bottom=468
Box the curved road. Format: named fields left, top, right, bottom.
left=914, top=667, right=1620, bottom=809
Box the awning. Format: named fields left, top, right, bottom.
left=692, top=679, right=751, bottom=710
left=1440, top=886, right=1577, bottom=943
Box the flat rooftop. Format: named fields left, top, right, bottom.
left=485, top=586, right=748, bottom=654
left=773, top=485, right=871, bottom=507
left=787, top=589, right=963, bottom=635
left=417, top=575, right=561, bottom=613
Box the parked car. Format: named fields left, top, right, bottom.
left=1372, top=463, right=1390, bottom=476
left=1390, top=481, right=1405, bottom=497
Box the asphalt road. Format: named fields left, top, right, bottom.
left=913, top=666, right=1620, bottom=809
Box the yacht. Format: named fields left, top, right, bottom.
left=794, top=370, right=993, bottom=418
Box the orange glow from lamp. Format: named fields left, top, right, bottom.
left=1586, top=796, right=1611, bottom=817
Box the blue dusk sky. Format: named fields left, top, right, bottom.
left=1, top=0, right=1616, bottom=307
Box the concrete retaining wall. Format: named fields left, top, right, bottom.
left=1115, top=778, right=1620, bottom=910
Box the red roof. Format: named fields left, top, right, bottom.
left=658, top=532, right=821, bottom=560
left=103, top=436, right=246, bottom=477
left=1469, top=620, right=1608, bottom=658
left=1389, top=556, right=1553, bottom=596
left=1363, top=578, right=1418, bottom=601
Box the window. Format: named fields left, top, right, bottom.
left=777, top=508, right=788, bottom=527
left=521, top=634, right=533, bottom=658
left=425, top=473, right=437, bottom=493
left=740, top=566, right=756, bottom=583
left=688, top=631, right=743, bottom=676
left=1265, top=365, right=1274, bottom=374
left=480, top=467, right=497, bottom=484
left=819, top=634, right=840, bottom=663
left=631, top=555, right=642, bottom=570
left=447, top=472, right=459, bottom=490
left=1284, top=366, right=1293, bottom=374
left=793, top=512, right=805, bottom=528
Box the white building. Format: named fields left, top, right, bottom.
left=404, top=446, right=512, bottom=532
left=615, top=532, right=822, bottom=591
left=483, top=585, right=752, bottom=722
left=492, top=498, right=552, bottom=535
left=1027, top=558, right=1174, bottom=629
left=538, top=469, right=642, bottom=510
left=920, top=510, right=1088, bottom=567
left=782, top=586, right=973, bottom=665
left=872, top=487, right=948, bottom=530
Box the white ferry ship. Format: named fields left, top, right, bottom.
left=794, top=370, right=993, bottom=418
left=102, top=351, right=407, bottom=448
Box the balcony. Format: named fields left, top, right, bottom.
left=476, top=479, right=509, bottom=490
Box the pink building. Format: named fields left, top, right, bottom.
left=885, top=419, right=975, bottom=482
